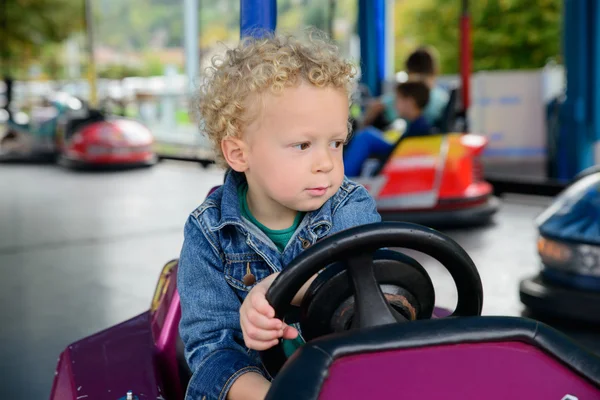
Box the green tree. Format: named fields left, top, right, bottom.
left=1, top=0, right=83, bottom=116
left=396, top=0, right=561, bottom=74
left=0, top=0, right=83, bottom=75
left=97, top=0, right=240, bottom=52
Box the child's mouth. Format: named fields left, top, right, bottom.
left=306, top=186, right=329, bottom=196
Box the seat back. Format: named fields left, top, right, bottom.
left=266, top=316, right=600, bottom=400
left=64, top=110, right=106, bottom=140
left=432, top=87, right=459, bottom=133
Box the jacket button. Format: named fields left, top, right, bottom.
left=300, top=238, right=311, bottom=249
left=243, top=262, right=256, bottom=286
left=243, top=273, right=256, bottom=286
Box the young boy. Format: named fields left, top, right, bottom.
left=343, top=80, right=432, bottom=177
left=178, top=32, right=381, bottom=400
left=361, top=46, right=449, bottom=130
left=394, top=80, right=432, bottom=139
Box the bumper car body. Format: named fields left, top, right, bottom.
left=58, top=118, right=157, bottom=169
left=354, top=133, right=498, bottom=227
left=520, top=172, right=600, bottom=323
left=50, top=222, right=600, bottom=400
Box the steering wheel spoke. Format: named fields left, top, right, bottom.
left=346, top=252, right=406, bottom=329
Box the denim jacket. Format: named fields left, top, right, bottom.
left=178, top=171, right=381, bottom=400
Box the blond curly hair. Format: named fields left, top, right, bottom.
left=196, top=30, right=357, bottom=167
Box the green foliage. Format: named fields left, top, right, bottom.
left=303, top=1, right=328, bottom=32
left=1, top=0, right=563, bottom=80
left=98, top=64, right=144, bottom=80
left=88, top=0, right=566, bottom=76
left=97, top=55, right=175, bottom=79
left=0, top=0, right=84, bottom=76
left=97, top=0, right=240, bottom=51
left=142, top=56, right=169, bottom=76
left=396, top=0, right=562, bottom=73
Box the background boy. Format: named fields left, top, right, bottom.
left=361, top=46, right=449, bottom=130
left=343, top=80, right=433, bottom=177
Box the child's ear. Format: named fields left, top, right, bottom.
left=222, top=136, right=249, bottom=172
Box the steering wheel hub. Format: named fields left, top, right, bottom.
left=299, top=249, right=435, bottom=341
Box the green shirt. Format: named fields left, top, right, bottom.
left=238, top=183, right=306, bottom=356
left=238, top=183, right=304, bottom=252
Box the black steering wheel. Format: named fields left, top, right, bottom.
left=260, top=222, right=483, bottom=377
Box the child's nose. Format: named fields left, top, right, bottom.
left=312, top=147, right=334, bottom=173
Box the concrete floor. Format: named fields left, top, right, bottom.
left=0, top=161, right=596, bottom=399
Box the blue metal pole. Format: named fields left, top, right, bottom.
left=575, top=0, right=593, bottom=173
left=358, top=0, right=374, bottom=96
left=375, top=0, right=386, bottom=87
left=385, top=0, right=396, bottom=91
left=560, top=0, right=593, bottom=179
left=358, top=0, right=385, bottom=97
left=591, top=0, right=600, bottom=156
left=240, top=0, right=277, bottom=38
left=558, top=0, right=575, bottom=180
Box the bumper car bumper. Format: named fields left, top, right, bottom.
left=58, top=153, right=158, bottom=170
left=379, top=196, right=500, bottom=228
left=520, top=274, right=600, bottom=325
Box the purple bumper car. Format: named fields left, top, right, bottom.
left=50, top=220, right=600, bottom=400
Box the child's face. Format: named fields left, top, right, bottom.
left=241, top=83, right=348, bottom=216
left=395, top=94, right=415, bottom=119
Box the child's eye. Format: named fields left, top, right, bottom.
left=329, top=140, right=344, bottom=149
left=293, top=142, right=311, bottom=151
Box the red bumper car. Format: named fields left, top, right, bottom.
left=354, top=132, right=499, bottom=227
left=57, top=109, right=157, bottom=169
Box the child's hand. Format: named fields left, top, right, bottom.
left=240, top=273, right=299, bottom=351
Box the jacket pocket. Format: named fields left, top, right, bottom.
left=224, top=255, right=273, bottom=293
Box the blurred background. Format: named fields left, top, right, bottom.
left=2, top=0, right=599, bottom=399
left=1, top=0, right=573, bottom=179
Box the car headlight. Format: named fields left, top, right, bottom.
left=538, top=237, right=573, bottom=264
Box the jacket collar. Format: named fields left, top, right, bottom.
left=211, top=170, right=332, bottom=238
